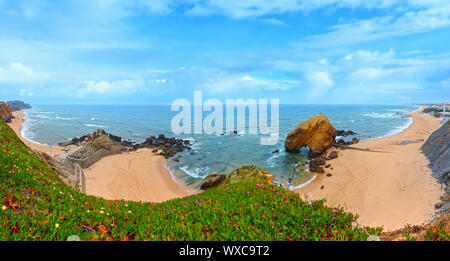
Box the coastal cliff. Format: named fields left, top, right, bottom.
left=422, top=120, right=450, bottom=213
left=0, top=102, right=13, bottom=123
left=6, top=100, right=31, bottom=111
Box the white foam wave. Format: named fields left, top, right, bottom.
left=84, top=124, right=109, bottom=128
left=56, top=116, right=78, bottom=120
left=179, top=166, right=210, bottom=178
left=378, top=117, right=413, bottom=139
left=362, top=112, right=401, bottom=119
left=21, top=110, right=47, bottom=145
left=288, top=174, right=317, bottom=190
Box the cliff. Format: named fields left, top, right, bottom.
left=7, top=100, right=31, bottom=111
left=0, top=102, right=13, bottom=123
left=421, top=120, right=450, bottom=213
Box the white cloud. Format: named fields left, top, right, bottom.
left=350, top=67, right=390, bottom=80
left=0, top=62, right=48, bottom=83
left=203, top=74, right=299, bottom=93
left=78, top=78, right=146, bottom=96
left=298, top=2, right=450, bottom=48
left=260, top=18, right=288, bottom=27
left=307, top=72, right=334, bottom=88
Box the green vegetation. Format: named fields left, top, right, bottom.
left=425, top=222, right=450, bottom=241
left=0, top=120, right=379, bottom=241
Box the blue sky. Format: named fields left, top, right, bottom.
left=0, top=0, right=449, bottom=105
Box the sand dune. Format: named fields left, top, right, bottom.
left=296, top=109, right=443, bottom=231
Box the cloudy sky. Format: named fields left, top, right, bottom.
left=0, top=0, right=449, bottom=105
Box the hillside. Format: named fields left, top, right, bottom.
left=0, top=120, right=382, bottom=240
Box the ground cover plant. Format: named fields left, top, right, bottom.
left=0, top=120, right=380, bottom=241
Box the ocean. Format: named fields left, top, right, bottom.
left=22, top=104, right=418, bottom=188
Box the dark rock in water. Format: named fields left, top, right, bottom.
left=200, top=173, right=227, bottom=190
left=310, top=165, right=325, bottom=173
left=336, top=138, right=359, bottom=146
left=320, top=185, right=325, bottom=189
left=6, top=100, right=31, bottom=111
left=63, top=130, right=191, bottom=159
left=336, top=130, right=357, bottom=137
left=326, top=173, right=332, bottom=177
left=325, top=164, right=331, bottom=168
left=152, top=148, right=158, bottom=153
left=272, top=149, right=280, bottom=153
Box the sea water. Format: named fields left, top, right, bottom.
left=22, top=104, right=418, bottom=188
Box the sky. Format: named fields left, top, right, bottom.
left=0, top=0, right=449, bottom=105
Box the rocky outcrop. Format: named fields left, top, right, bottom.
left=200, top=173, right=227, bottom=190
left=7, top=100, right=31, bottom=111
left=62, top=131, right=190, bottom=159
left=336, top=130, right=357, bottom=137
left=0, top=102, right=13, bottom=123
left=200, top=166, right=274, bottom=191
left=421, top=120, right=450, bottom=214
left=285, top=113, right=337, bottom=154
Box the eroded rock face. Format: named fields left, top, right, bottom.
left=421, top=120, right=450, bottom=214
left=200, top=173, right=227, bottom=190
left=0, top=102, right=13, bottom=123
left=285, top=113, right=337, bottom=154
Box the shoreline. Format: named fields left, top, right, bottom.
left=8, top=109, right=197, bottom=203
left=8, top=110, right=64, bottom=155
left=295, top=107, right=443, bottom=231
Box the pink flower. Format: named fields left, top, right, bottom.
left=195, top=201, right=198, bottom=203
left=247, top=192, right=250, bottom=194
left=256, top=184, right=260, bottom=186
left=185, top=201, right=189, bottom=204
left=165, top=208, right=168, bottom=211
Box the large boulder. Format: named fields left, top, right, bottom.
left=200, top=173, right=227, bottom=190
left=0, top=102, right=12, bottom=123
left=285, top=113, right=337, bottom=153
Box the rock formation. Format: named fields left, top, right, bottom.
left=61, top=130, right=191, bottom=159
left=200, top=173, right=227, bottom=190
left=200, top=166, right=274, bottom=191
left=285, top=113, right=337, bottom=154
left=7, top=100, right=31, bottom=111
left=421, top=120, right=450, bottom=214
left=0, top=102, right=13, bottom=123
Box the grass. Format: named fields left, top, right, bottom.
left=0, top=120, right=380, bottom=241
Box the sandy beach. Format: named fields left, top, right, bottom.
left=8, top=110, right=64, bottom=155
left=296, top=108, right=443, bottom=231
left=83, top=149, right=197, bottom=202
left=8, top=110, right=197, bottom=203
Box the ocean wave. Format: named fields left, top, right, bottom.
left=21, top=112, right=46, bottom=146
left=288, top=174, right=317, bottom=190
left=379, top=117, right=413, bottom=139
left=266, top=149, right=283, bottom=167
left=179, top=166, right=210, bottom=178
left=362, top=112, right=401, bottom=119
left=84, top=124, right=109, bottom=128
left=55, top=116, right=78, bottom=120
